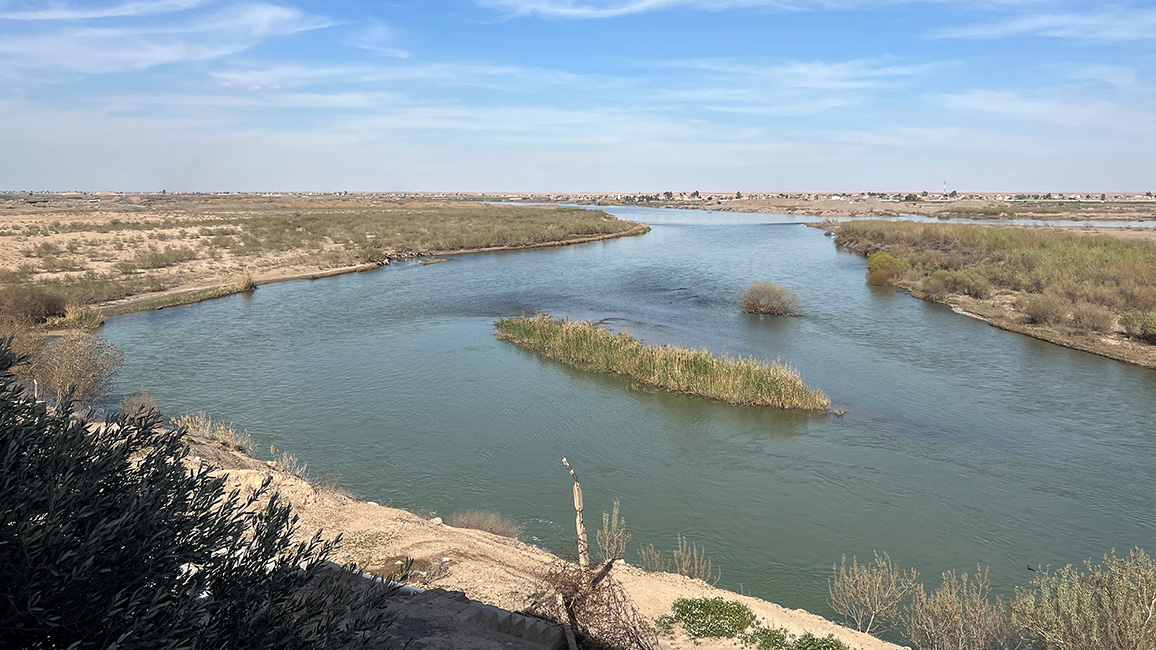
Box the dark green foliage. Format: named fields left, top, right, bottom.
left=1123, top=311, right=1156, bottom=343
left=0, top=341, right=396, bottom=649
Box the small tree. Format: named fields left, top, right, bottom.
left=828, top=552, right=918, bottom=636
left=738, top=282, right=802, bottom=316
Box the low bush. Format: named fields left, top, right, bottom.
left=1012, top=548, right=1156, bottom=650
left=921, top=269, right=993, bottom=301
left=114, top=245, right=197, bottom=272
left=662, top=597, right=756, bottom=639
left=739, top=282, right=802, bottom=316
left=1070, top=302, right=1115, bottom=333
left=866, top=252, right=907, bottom=285
left=0, top=285, right=67, bottom=323
left=0, top=340, right=397, bottom=649
left=45, top=304, right=105, bottom=330
left=447, top=510, right=523, bottom=539
left=904, top=568, right=1016, bottom=650
left=828, top=551, right=918, bottom=635
left=1123, top=311, right=1156, bottom=343
left=172, top=412, right=253, bottom=453
left=1018, top=293, right=1069, bottom=325
left=119, top=389, right=160, bottom=418
left=20, top=332, right=123, bottom=404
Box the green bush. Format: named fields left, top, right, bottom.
left=1013, top=548, right=1156, bottom=650
left=789, top=633, right=851, bottom=650
left=1123, top=311, right=1156, bottom=343
left=866, top=252, right=907, bottom=285
left=666, top=597, right=756, bottom=638
left=922, top=269, right=993, bottom=301
left=0, top=340, right=396, bottom=649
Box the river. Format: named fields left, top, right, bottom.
left=102, top=206, right=1156, bottom=618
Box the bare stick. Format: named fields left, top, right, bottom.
left=560, top=457, right=590, bottom=567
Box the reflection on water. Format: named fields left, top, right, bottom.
left=102, top=206, right=1156, bottom=618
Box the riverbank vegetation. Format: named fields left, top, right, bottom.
left=739, top=282, right=802, bottom=316
left=831, top=220, right=1156, bottom=367
left=0, top=341, right=397, bottom=649
left=494, top=314, right=830, bottom=411
left=0, top=196, right=645, bottom=324
left=828, top=547, right=1156, bottom=650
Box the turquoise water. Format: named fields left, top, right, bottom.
left=102, top=206, right=1156, bottom=617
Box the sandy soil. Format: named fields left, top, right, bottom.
left=188, top=438, right=900, bottom=650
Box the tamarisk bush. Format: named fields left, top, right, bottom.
left=0, top=340, right=396, bottom=650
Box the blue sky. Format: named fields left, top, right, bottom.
left=0, top=0, right=1153, bottom=192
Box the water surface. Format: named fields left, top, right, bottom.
left=103, top=206, right=1156, bottom=617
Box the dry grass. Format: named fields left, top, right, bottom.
left=637, top=544, right=671, bottom=573
left=739, top=282, right=803, bottom=316
left=446, top=510, right=524, bottom=540
left=18, top=332, right=123, bottom=404
left=118, top=389, right=160, bottom=418
left=596, top=498, right=630, bottom=562
left=173, top=413, right=253, bottom=453
left=904, top=568, right=1017, bottom=650
left=0, top=197, right=644, bottom=315
left=495, top=314, right=830, bottom=411
left=673, top=534, right=720, bottom=585
left=835, top=221, right=1156, bottom=337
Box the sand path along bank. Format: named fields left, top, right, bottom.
left=189, top=438, right=900, bottom=650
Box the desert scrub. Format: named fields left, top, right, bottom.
left=835, top=221, right=1156, bottom=339
left=660, top=597, right=756, bottom=639
left=447, top=510, right=523, bottom=539
left=739, top=282, right=802, bottom=315
left=1123, top=311, right=1156, bottom=343
left=172, top=412, right=253, bottom=452
left=596, top=498, right=630, bottom=561
left=494, top=314, right=829, bottom=411
left=674, top=534, right=720, bottom=584
left=828, top=551, right=918, bottom=635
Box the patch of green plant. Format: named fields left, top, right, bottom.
left=495, top=314, right=829, bottom=411
left=1123, top=311, right=1156, bottom=343
left=667, top=597, right=756, bottom=639
left=788, top=633, right=851, bottom=650
left=742, top=625, right=791, bottom=649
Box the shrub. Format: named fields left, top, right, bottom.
left=664, top=597, right=755, bottom=639
left=674, top=534, right=719, bottom=584
left=21, top=332, right=123, bottom=404
left=1012, top=548, right=1156, bottom=650
left=866, top=252, right=907, bottom=285
left=45, top=303, right=105, bottom=330
left=1123, top=311, right=1156, bottom=343
left=828, top=551, right=918, bottom=635
left=596, top=498, right=630, bottom=562
left=739, top=282, right=802, bottom=316
left=904, top=567, right=1016, bottom=650
left=119, top=388, right=160, bottom=418
left=922, top=269, right=993, bottom=301
left=789, top=633, right=852, bottom=650
left=1018, top=293, right=1070, bottom=325
left=447, top=510, right=523, bottom=539
left=638, top=543, right=670, bottom=572
left=1070, top=302, right=1115, bottom=333
left=0, top=340, right=397, bottom=650
left=0, top=285, right=67, bottom=323
left=172, top=413, right=253, bottom=453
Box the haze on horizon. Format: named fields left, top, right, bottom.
left=0, top=0, right=1153, bottom=193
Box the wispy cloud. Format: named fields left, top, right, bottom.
left=937, top=8, right=1156, bottom=41
left=476, top=0, right=931, bottom=19
left=0, top=2, right=332, bottom=72
left=345, top=21, right=409, bottom=58
left=936, top=90, right=1156, bottom=131
left=655, top=58, right=940, bottom=90
left=0, top=0, right=209, bottom=20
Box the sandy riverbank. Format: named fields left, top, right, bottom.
left=187, top=435, right=900, bottom=650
